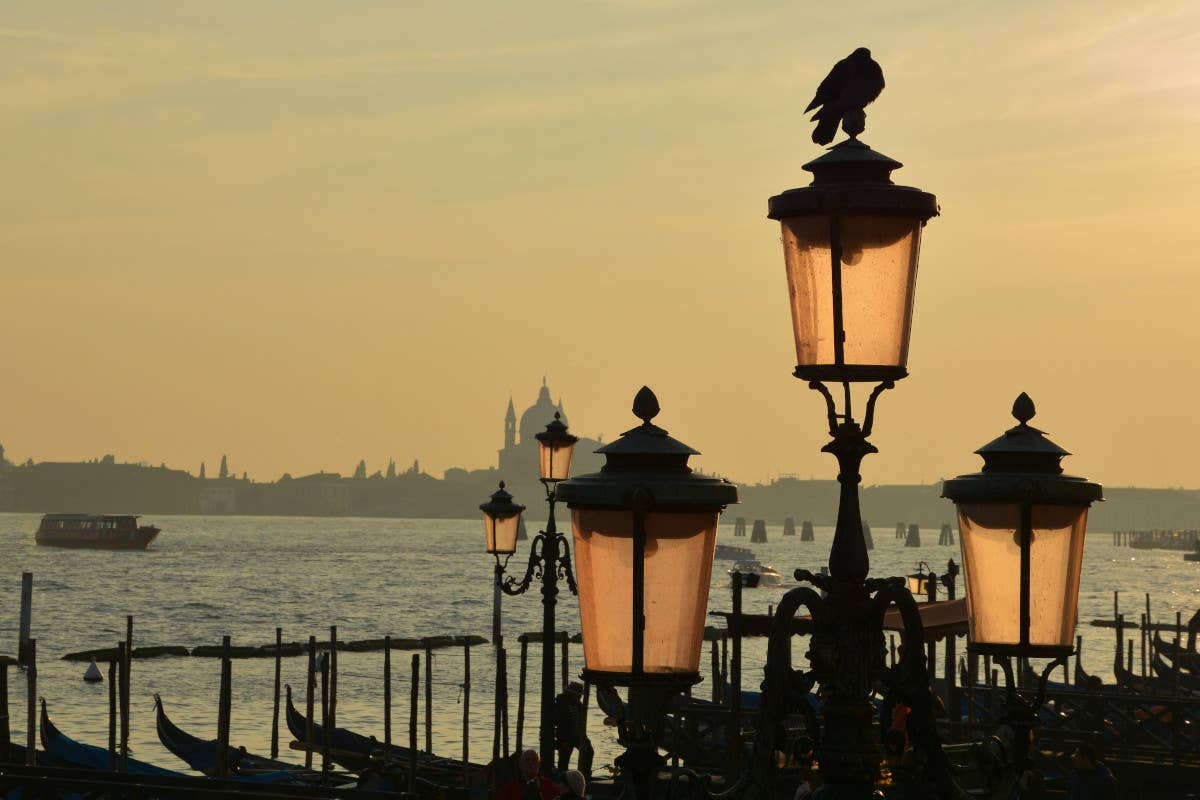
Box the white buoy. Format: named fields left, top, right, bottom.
left=83, top=657, right=103, bottom=683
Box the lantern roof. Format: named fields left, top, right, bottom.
left=480, top=481, right=525, bottom=519
left=768, top=139, right=938, bottom=221
left=942, top=394, right=1103, bottom=506
left=974, top=392, right=1070, bottom=472
left=556, top=387, right=739, bottom=509
left=534, top=412, right=578, bottom=448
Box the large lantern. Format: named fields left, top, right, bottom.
left=942, top=394, right=1103, bottom=658
left=768, top=141, right=938, bottom=382
left=480, top=482, right=525, bottom=556
left=556, top=387, right=738, bottom=686
left=535, top=412, right=578, bottom=483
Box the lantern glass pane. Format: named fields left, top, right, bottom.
left=484, top=511, right=521, bottom=555
left=1028, top=504, right=1089, bottom=648
left=539, top=440, right=576, bottom=482
left=781, top=214, right=922, bottom=372
left=957, top=502, right=1021, bottom=646
left=571, top=508, right=719, bottom=676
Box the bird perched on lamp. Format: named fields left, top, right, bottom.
left=805, top=47, right=885, bottom=145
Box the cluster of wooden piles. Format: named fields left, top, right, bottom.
left=0, top=616, right=495, bottom=799
left=1112, top=528, right=1200, bottom=551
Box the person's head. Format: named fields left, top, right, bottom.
left=567, top=681, right=583, bottom=697
left=518, top=749, right=540, bottom=780
left=563, top=770, right=586, bottom=797
left=1072, top=744, right=1098, bottom=770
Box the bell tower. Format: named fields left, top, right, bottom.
left=504, top=397, right=516, bottom=449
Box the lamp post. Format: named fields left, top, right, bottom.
left=748, top=132, right=953, bottom=798
left=557, top=387, right=738, bottom=800
left=479, top=412, right=580, bottom=775
left=942, top=393, right=1102, bottom=783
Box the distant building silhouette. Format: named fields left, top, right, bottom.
left=353, top=459, right=367, bottom=480
left=497, top=380, right=604, bottom=481
left=219, top=455, right=229, bottom=480
left=199, top=462, right=206, bottom=480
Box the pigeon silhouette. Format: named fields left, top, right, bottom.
left=805, top=48, right=885, bottom=145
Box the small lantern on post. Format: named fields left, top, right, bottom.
left=480, top=481, right=525, bottom=556
left=557, top=387, right=738, bottom=797
left=535, top=412, right=578, bottom=483
left=906, top=561, right=934, bottom=600
left=942, top=393, right=1103, bottom=660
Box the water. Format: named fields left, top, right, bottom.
left=0, top=512, right=1195, bottom=774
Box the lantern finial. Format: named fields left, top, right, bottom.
left=632, top=387, right=660, bottom=425
left=1012, top=393, right=1036, bottom=425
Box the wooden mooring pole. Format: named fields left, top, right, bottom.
left=18, top=573, right=32, bottom=667
left=216, top=636, right=231, bottom=779
left=271, top=627, right=282, bottom=759
left=320, top=645, right=330, bottom=779
left=424, top=640, right=433, bottom=754
left=107, top=658, right=116, bottom=770
left=25, top=639, right=35, bottom=767
left=384, top=636, right=392, bottom=749
left=329, top=625, right=338, bottom=763
left=409, top=654, right=419, bottom=797
left=118, top=639, right=129, bottom=772
left=462, top=642, right=471, bottom=788
left=305, top=636, right=316, bottom=770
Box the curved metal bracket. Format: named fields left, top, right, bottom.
left=749, top=585, right=824, bottom=794
left=556, top=532, right=579, bottom=596
left=872, top=583, right=962, bottom=799
left=861, top=380, right=894, bottom=438
left=808, top=381, right=839, bottom=435
left=807, top=379, right=895, bottom=437
left=500, top=533, right=546, bottom=596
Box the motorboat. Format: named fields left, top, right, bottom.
left=728, top=560, right=784, bottom=588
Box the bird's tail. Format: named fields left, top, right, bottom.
left=812, top=113, right=839, bottom=146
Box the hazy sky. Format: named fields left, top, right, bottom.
left=3, top=1, right=1198, bottom=488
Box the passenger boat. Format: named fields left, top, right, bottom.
left=714, top=543, right=756, bottom=561
left=727, top=560, right=784, bottom=588
left=35, top=513, right=160, bottom=549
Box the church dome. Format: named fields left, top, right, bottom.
left=519, top=383, right=566, bottom=445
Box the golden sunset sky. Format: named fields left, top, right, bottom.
left=2, top=1, right=1198, bottom=488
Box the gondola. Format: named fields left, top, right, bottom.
left=41, top=698, right=184, bottom=776
left=41, top=698, right=307, bottom=786
left=1153, top=631, right=1200, bottom=674
left=155, top=694, right=319, bottom=779
left=1149, top=651, right=1200, bottom=694
left=284, top=685, right=479, bottom=778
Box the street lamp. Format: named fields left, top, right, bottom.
left=942, top=393, right=1102, bottom=781
left=905, top=559, right=959, bottom=602
left=479, top=413, right=581, bottom=776
left=906, top=562, right=935, bottom=600
left=748, top=129, right=953, bottom=798
left=557, top=386, right=738, bottom=799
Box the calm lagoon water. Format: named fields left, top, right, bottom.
left=0, top=512, right=1194, bottom=772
